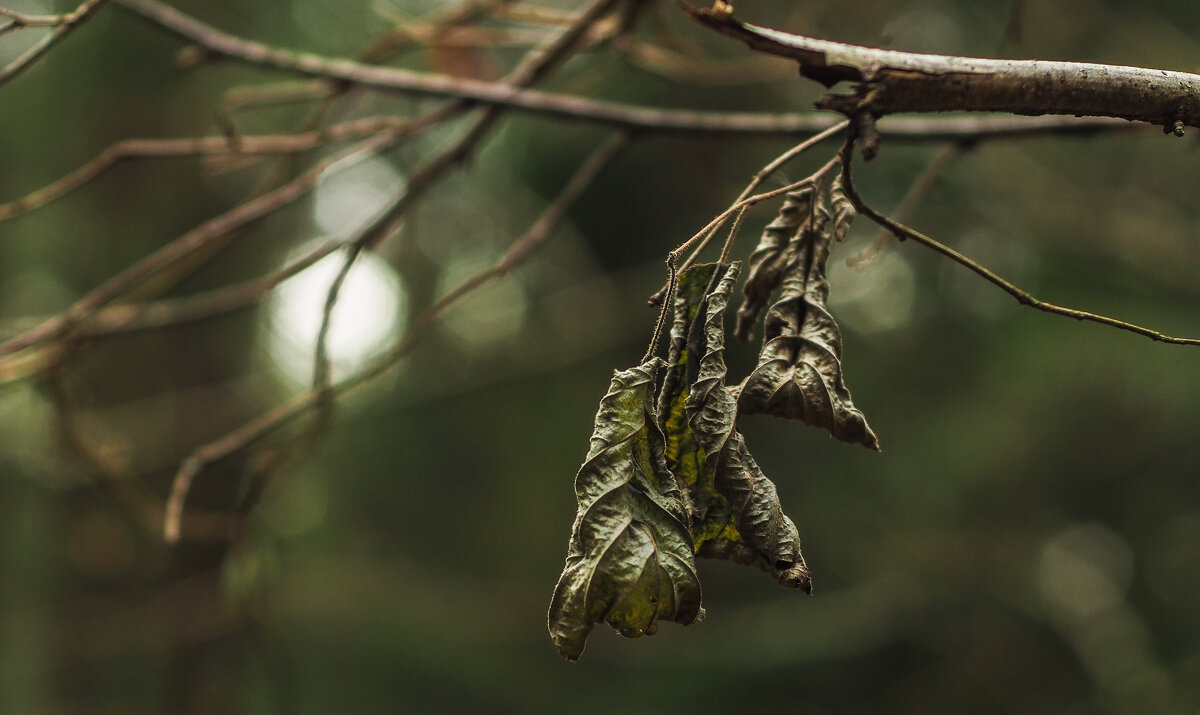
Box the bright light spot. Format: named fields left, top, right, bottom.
left=437, top=256, right=528, bottom=348
left=266, top=244, right=405, bottom=385
left=312, top=155, right=405, bottom=236
left=829, top=251, right=917, bottom=333
left=1039, top=523, right=1133, bottom=619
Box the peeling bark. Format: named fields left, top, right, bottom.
left=686, top=5, right=1200, bottom=134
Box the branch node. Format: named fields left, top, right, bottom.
left=853, top=111, right=880, bottom=160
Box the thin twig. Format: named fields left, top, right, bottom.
left=0, top=115, right=1158, bottom=226
left=643, top=254, right=677, bottom=362
left=169, top=0, right=632, bottom=542
left=161, top=129, right=631, bottom=542
left=670, top=172, right=842, bottom=265
left=0, top=0, right=108, bottom=87
left=216, top=0, right=502, bottom=199
left=0, top=117, right=421, bottom=222
left=681, top=119, right=849, bottom=271
left=847, top=141, right=967, bottom=268
left=0, top=127, right=423, bottom=361
left=363, top=0, right=508, bottom=64
left=838, top=135, right=1200, bottom=347
left=112, top=2, right=1162, bottom=140
left=303, top=0, right=625, bottom=424
left=44, top=365, right=241, bottom=542
left=309, top=241, right=361, bottom=425
left=648, top=122, right=849, bottom=304
left=65, top=237, right=347, bottom=338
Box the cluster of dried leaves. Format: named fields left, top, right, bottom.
left=548, top=155, right=877, bottom=660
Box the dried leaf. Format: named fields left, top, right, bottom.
left=661, top=262, right=811, bottom=590
left=735, top=183, right=815, bottom=342
left=737, top=169, right=880, bottom=450
left=548, top=359, right=704, bottom=661
left=828, top=170, right=855, bottom=243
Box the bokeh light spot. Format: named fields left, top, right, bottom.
left=266, top=244, right=405, bottom=385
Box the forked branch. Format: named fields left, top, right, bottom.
left=0, top=0, right=108, bottom=86
left=161, top=130, right=632, bottom=543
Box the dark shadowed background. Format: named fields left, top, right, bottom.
left=2, top=0, right=1200, bottom=712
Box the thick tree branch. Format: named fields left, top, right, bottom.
left=686, top=5, right=1200, bottom=134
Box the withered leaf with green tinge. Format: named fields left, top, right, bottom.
left=660, top=262, right=811, bottom=590
left=735, top=183, right=816, bottom=342
left=548, top=359, right=703, bottom=661
left=737, top=167, right=879, bottom=450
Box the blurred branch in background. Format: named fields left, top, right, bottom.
left=2, top=0, right=1200, bottom=711
left=0, top=0, right=106, bottom=85
left=164, top=129, right=632, bottom=542
left=0, top=0, right=1156, bottom=542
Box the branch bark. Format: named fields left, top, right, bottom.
left=0, top=0, right=108, bottom=87
left=686, top=5, right=1200, bottom=134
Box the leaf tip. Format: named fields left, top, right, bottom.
left=775, top=560, right=813, bottom=594
left=549, top=630, right=587, bottom=662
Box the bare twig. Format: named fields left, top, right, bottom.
left=363, top=0, right=508, bottom=64
left=838, top=136, right=1200, bottom=347
left=669, top=169, right=838, bottom=266
left=65, top=237, right=347, bottom=338
left=219, top=80, right=333, bottom=114
left=301, top=0, right=624, bottom=456
left=487, top=3, right=577, bottom=27
left=0, top=117, right=422, bottom=222
left=847, top=141, right=966, bottom=267
left=0, top=115, right=1157, bottom=228
left=0, top=0, right=108, bottom=87
left=649, top=120, right=849, bottom=304
left=44, top=366, right=241, bottom=542
left=217, top=0, right=504, bottom=194
left=0, top=114, right=454, bottom=364
left=163, top=0, right=631, bottom=543
left=684, top=120, right=849, bottom=270
left=111, top=1, right=1163, bottom=140
left=161, top=129, right=632, bottom=542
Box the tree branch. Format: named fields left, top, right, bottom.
left=0, top=117, right=421, bottom=222
left=0, top=128, right=412, bottom=362
left=0, top=0, right=108, bottom=87
left=837, top=136, right=1200, bottom=347
left=44, top=365, right=241, bottom=543
left=847, top=141, right=967, bottom=268
left=109, top=1, right=1159, bottom=140
left=686, top=5, right=1200, bottom=134
left=161, top=129, right=632, bottom=542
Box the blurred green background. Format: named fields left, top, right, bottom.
left=2, top=0, right=1200, bottom=713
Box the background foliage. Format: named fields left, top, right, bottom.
left=2, top=0, right=1200, bottom=712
